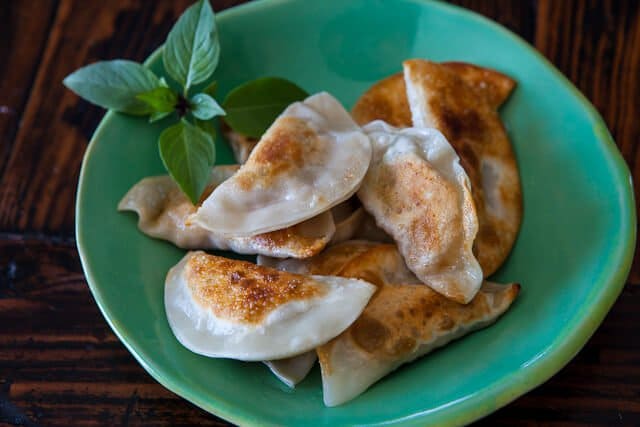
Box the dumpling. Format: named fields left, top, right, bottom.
left=351, top=61, right=521, bottom=276
left=358, top=121, right=483, bottom=303
left=118, top=166, right=335, bottom=258
left=164, top=251, right=375, bottom=361
left=313, top=244, right=520, bottom=406
left=264, top=351, right=317, bottom=388
left=329, top=198, right=365, bottom=245
left=351, top=61, right=515, bottom=127
left=403, top=59, right=522, bottom=276
left=192, top=92, right=372, bottom=236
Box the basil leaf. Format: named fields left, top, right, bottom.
left=222, top=77, right=308, bottom=138
left=190, top=93, right=225, bottom=120
left=163, top=0, right=219, bottom=91
left=136, top=86, right=178, bottom=113
left=63, top=60, right=160, bottom=115
left=159, top=119, right=216, bottom=203
left=149, top=111, right=172, bottom=123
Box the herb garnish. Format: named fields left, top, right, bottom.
left=64, top=0, right=307, bottom=203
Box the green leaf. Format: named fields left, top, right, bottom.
left=136, top=86, right=178, bottom=113
left=222, top=77, right=308, bottom=138
left=63, top=60, right=161, bottom=115
left=190, top=93, right=225, bottom=120
left=163, top=0, right=219, bottom=91
left=159, top=119, right=216, bottom=203
left=149, top=111, right=172, bottom=123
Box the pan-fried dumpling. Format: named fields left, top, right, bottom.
left=351, top=62, right=515, bottom=127
left=319, top=281, right=519, bottom=406
left=314, top=244, right=519, bottom=406
left=118, top=166, right=335, bottom=258
left=330, top=198, right=365, bottom=245
left=264, top=351, right=317, bottom=388
left=192, top=92, right=372, bottom=236
left=351, top=61, right=520, bottom=276
left=358, top=121, right=483, bottom=303
left=403, top=59, right=522, bottom=276
left=165, top=252, right=375, bottom=361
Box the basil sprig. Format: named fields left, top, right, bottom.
left=63, top=0, right=307, bottom=203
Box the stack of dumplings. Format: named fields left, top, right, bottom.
left=120, top=60, right=523, bottom=406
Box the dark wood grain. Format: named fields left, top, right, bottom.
left=0, top=0, right=638, bottom=426
left=0, top=1, right=58, bottom=179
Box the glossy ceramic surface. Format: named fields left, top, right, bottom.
left=76, top=0, right=635, bottom=425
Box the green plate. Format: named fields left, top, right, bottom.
left=76, top=0, right=635, bottom=425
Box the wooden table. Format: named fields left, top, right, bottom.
left=1, top=1, right=638, bottom=425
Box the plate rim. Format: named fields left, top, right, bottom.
left=75, top=0, right=637, bottom=425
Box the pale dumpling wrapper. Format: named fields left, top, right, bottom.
left=165, top=251, right=376, bottom=361
left=357, top=121, right=483, bottom=303
left=192, top=92, right=372, bottom=236
left=118, top=166, right=335, bottom=259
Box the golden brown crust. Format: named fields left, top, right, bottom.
left=403, top=59, right=522, bottom=276
left=441, top=62, right=516, bottom=109
left=185, top=252, right=326, bottom=324
left=234, top=117, right=320, bottom=192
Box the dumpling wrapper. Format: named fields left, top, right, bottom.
left=118, top=166, right=335, bottom=259
left=329, top=198, right=365, bottom=245
left=403, top=59, right=522, bottom=276
left=264, top=351, right=317, bottom=388
left=351, top=61, right=521, bottom=276
left=165, top=251, right=376, bottom=361
left=193, top=92, right=372, bottom=236
left=311, top=244, right=519, bottom=406
left=358, top=121, right=483, bottom=303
